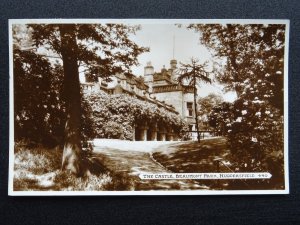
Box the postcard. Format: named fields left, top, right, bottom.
left=9, top=19, right=289, bottom=195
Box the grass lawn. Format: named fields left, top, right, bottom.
left=13, top=142, right=133, bottom=191
left=13, top=138, right=283, bottom=191
left=152, top=137, right=231, bottom=173
left=152, top=137, right=279, bottom=190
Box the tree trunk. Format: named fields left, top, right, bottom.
left=193, top=74, right=201, bottom=143
left=59, top=24, right=82, bottom=176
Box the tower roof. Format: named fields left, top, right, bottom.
left=145, top=61, right=154, bottom=68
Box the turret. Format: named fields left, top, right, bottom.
left=161, top=65, right=167, bottom=73
left=170, top=59, right=178, bottom=82
left=144, top=61, right=154, bottom=92
left=170, top=59, right=177, bottom=70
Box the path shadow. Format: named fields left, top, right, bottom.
left=152, top=138, right=230, bottom=173
left=92, top=147, right=208, bottom=191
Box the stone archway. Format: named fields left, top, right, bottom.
left=147, top=129, right=152, bottom=141
left=134, top=127, right=141, bottom=141
left=134, top=122, right=149, bottom=141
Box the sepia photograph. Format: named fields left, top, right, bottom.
left=9, top=19, right=289, bottom=195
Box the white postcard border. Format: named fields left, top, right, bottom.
left=8, top=19, right=290, bottom=196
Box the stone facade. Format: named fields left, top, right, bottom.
left=82, top=59, right=197, bottom=141
left=144, top=60, right=197, bottom=138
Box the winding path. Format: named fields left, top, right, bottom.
left=92, top=140, right=208, bottom=191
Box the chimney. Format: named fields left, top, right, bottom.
left=144, top=61, right=154, bottom=92
left=170, top=59, right=177, bottom=70
left=144, top=61, right=154, bottom=78
left=170, top=59, right=178, bottom=81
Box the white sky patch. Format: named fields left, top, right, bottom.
left=197, top=83, right=237, bottom=102
left=17, top=23, right=236, bottom=102
left=130, top=24, right=212, bottom=76
left=129, top=24, right=236, bottom=102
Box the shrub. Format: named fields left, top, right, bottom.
left=207, top=80, right=284, bottom=189
left=82, top=90, right=188, bottom=140
left=14, top=144, right=62, bottom=175
left=13, top=142, right=134, bottom=191
left=102, top=121, right=124, bottom=139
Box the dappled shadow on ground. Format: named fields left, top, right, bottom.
left=14, top=176, right=57, bottom=191
left=152, top=138, right=242, bottom=190
left=153, top=138, right=230, bottom=173
left=13, top=145, right=133, bottom=191
left=93, top=146, right=208, bottom=191
left=152, top=138, right=283, bottom=190
left=83, top=156, right=109, bottom=176
left=14, top=138, right=278, bottom=191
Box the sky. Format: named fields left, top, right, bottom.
left=130, top=24, right=212, bottom=75
left=19, top=22, right=236, bottom=102
left=129, top=24, right=237, bottom=102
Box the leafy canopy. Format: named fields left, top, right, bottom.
left=82, top=90, right=188, bottom=140
left=177, top=58, right=211, bottom=86
left=29, top=24, right=149, bottom=81
left=189, top=23, right=285, bottom=112
left=13, top=23, right=149, bottom=146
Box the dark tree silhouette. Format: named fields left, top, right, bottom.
left=198, top=93, right=224, bottom=130
left=177, top=58, right=211, bottom=143
left=188, top=24, right=286, bottom=188
left=188, top=24, right=285, bottom=112
left=14, top=23, right=148, bottom=176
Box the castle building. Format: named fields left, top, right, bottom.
left=82, top=59, right=197, bottom=141
left=144, top=60, right=196, bottom=132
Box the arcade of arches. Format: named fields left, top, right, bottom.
left=133, top=121, right=179, bottom=141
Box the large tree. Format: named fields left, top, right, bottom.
left=177, top=58, right=211, bottom=143
left=189, top=24, right=285, bottom=112
left=13, top=25, right=65, bottom=146
left=198, top=93, right=224, bottom=130
left=189, top=24, right=286, bottom=187
left=14, top=23, right=148, bottom=175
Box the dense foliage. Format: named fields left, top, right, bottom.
left=208, top=102, right=233, bottom=136
left=189, top=24, right=285, bottom=110
left=197, top=93, right=224, bottom=130
left=102, top=121, right=125, bottom=139
left=29, top=24, right=149, bottom=82
left=208, top=98, right=284, bottom=188
left=191, top=24, right=286, bottom=188
left=13, top=23, right=149, bottom=175
left=82, top=91, right=188, bottom=140
left=14, top=47, right=66, bottom=147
